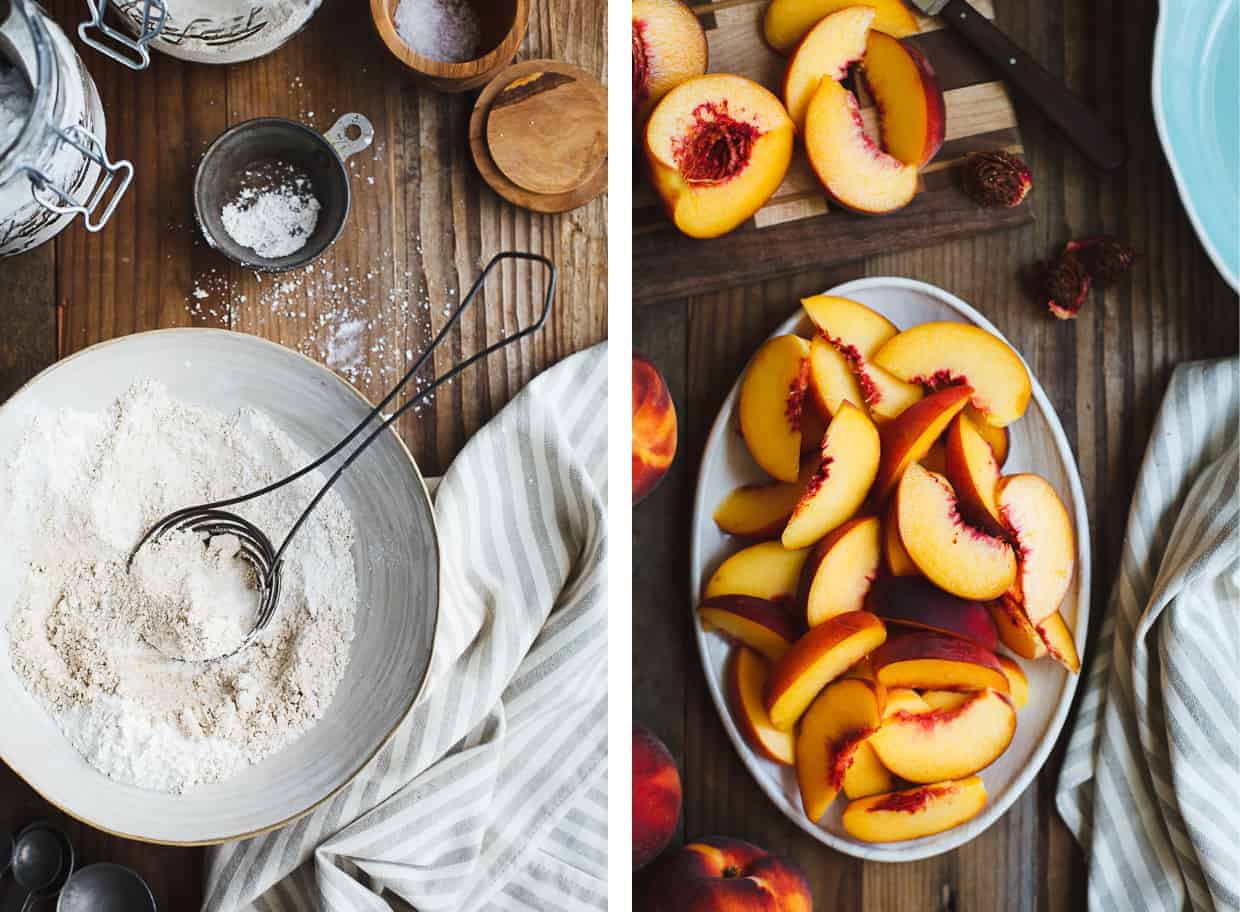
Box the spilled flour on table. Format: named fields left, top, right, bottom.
left=1, top=382, right=357, bottom=793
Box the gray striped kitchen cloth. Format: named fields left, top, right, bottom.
left=1056, top=357, right=1239, bottom=912
left=203, top=344, right=608, bottom=911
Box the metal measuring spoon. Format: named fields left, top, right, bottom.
left=11, top=823, right=72, bottom=911
left=57, top=863, right=155, bottom=912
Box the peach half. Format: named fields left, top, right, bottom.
left=861, top=31, right=946, bottom=168
left=870, top=688, right=1016, bottom=782
left=997, top=473, right=1075, bottom=625
left=798, top=515, right=881, bottom=626
left=698, top=595, right=803, bottom=664
left=896, top=463, right=1017, bottom=601
left=728, top=647, right=796, bottom=765
left=764, top=0, right=918, bottom=55
left=782, top=7, right=874, bottom=129
left=738, top=334, right=811, bottom=483
left=1036, top=610, right=1081, bottom=673
left=987, top=591, right=1047, bottom=660
left=871, top=632, right=1009, bottom=694
left=867, top=576, right=998, bottom=651
left=873, top=322, right=1032, bottom=428
left=714, top=467, right=810, bottom=538
left=704, top=540, right=809, bottom=603
left=781, top=401, right=880, bottom=549
left=764, top=610, right=887, bottom=730
left=804, top=78, right=919, bottom=215
left=873, top=385, right=973, bottom=503
left=944, top=411, right=1006, bottom=538
left=843, top=776, right=987, bottom=843
left=796, top=677, right=884, bottom=820
left=645, top=74, right=794, bottom=239
left=633, top=0, right=708, bottom=125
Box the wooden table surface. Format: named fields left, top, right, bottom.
left=0, top=0, right=606, bottom=907
left=633, top=0, right=1238, bottom=908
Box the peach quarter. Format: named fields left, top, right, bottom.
left=870, top=688, right=1016, bottom=782
left=782, top=7, right=874, bottom=129
left=713, top=468, right=809, bottom=538
left=997, top=473, right=1076, bottom=625
left=798, top=515, right=881, bottom=626
left=861, top=31, right=946, bottom=168
left=738, top=334, right=811, bottom=483
left=703, top=540, right=810, bottom=603
left=764, top=0, right=918, bottom=55
left=698, top=594, right=803, bottom=663
left=728, top=647, right=796, bottom=765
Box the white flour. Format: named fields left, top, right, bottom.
left=395, top=0, right=481, bottom=62
left=1, top=382, right=358, bottom=793
left=221, top=165, right=321, bottom=259
left=0, top=61, right=31, bottom=153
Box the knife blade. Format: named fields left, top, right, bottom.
left=906, top=0, right=1126, bottom=171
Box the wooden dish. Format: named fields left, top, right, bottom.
left=469, top=60, right=608, bottom=214
left=369, top=0, right=529, bottom=92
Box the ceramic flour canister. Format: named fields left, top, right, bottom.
left=0, top=0, right=131, bottom=256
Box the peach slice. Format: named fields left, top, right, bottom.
left=704, top=540, right=810, bottom=603
left=801, top=295, right=899, bottom=358
left=919, top=441, right=948, bottom=475
left=782, top=7, right=874, bottom=129
left=714, top=467, right=810, bottom=538
left=764, top=0, right=918, bottom=55
left=698, top=595, right=803, bottom=663
left=883, top=687, right=929, bottom=718
left=872, top=322, right=1032, bottom=427
left=997, top=474, right=1075, bottom=625
left=860, top=31, right=945, bottom=168
left=633, top=353, right=678, bottom=505
left=996, top=655, right=1029, bottom=709
left=987, top=592, right=1048, bottom=660
left=871, top=632, right=1010, bottom=694
left=871, top=689, right=1015, bottom=782
left=843, top=739, right=896, bottom=800
left=843, top=776, right=987, bottom=843
left=882, top=499, right=919, bottom=577
left=728, top=647, right=796, bottom=765
left=966, top=404, right=1010, bottom=466
left=804, top=78, right=919, bottom=215
left=919, top=690, right=972, bottom=712
left=896, top=463, right=1017, bottom=601
left=764, top=610, right=887, bottom=730
left=795, top=677, right=884, bottom=820
left=867, top=576, right=998, bottom=651
left=808, top=334, right=867, bottom=417
left=633, top=0, right=709, bottom=124
left=873, top=385, right=973, bottom=503
left=645, top=74, right=795, bottom=239
left=944, top=412, right=1006, bottom=538
left=799, top=516, right=881, bottom=626
left=738, top=334, right=811, bottom=483
left=1036, top=611, right=1081, bottom=673
left=782, top=401, right=880, bottom=549
left=866, top=366, right=925, bottom=422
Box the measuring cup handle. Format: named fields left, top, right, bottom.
left=323, top=114, right=375, bottom=162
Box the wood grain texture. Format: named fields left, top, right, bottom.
left=633, top=2, right=1238, bottom=911
left=0, top=0, right=604, bottom=905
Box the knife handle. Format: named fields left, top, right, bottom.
left=941, top=0, right=1126, bottom=171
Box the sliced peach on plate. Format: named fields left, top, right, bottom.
left=871, top=632, right=1009, bottom=693
left=799, top=402, right=828, bottom=455
left=866, top=366, right=925, bottom=422
left=801, top=294, right=899, bottom=359
left=872, top=322, right=1032, bottom=427
left=867, top=576, right=998, bottom=651
left=944, top=412, right=1006, bottom=538
left=883, top=687, right=929, bottom=718
left=997, top=473, right=1075, bottom=625
left=896, top=463, right=1017, bottom=601
left=698, top=595, right=803, bottom=663
left=996, top=654, right=1029, bottom=709
left=703, top=540, right=810, bottom=603
left=919, top=440, right=948, bottom=475
left=804, top=78, right=919, bottom=215
left=782, top=401, right=880, bottom=549
left=765, top=610, right=887, bottom=730
left=843, top=739, right=895, bottom=800
left=808, top=333, right=866, bottom=417
left=843, top=776, right=987, bottom=843
left=795, top=677, right=884, bottom=820
left=782, top=7, right=874, bottom=128
left=738, top=334, right=811, bottom=483
left=633, top=0, right=709, bottom=124
left=919, top=690, right=972, bottom=712
left=860, top=31, right=945, bottom=168
left=645, top=74, right=794, bottom=239
left=987, top=591, right=1047, bottom=660
left=966, top=404, right=1010, bottom=466
left=871, top=688, right=1015, bottom=782
left=1036, top=610, right=1081, bottom=673
left=882, top=499, right=919, bottom=577
left=714, top=467, right=809, bottom=538
left=728, top=647, right=796, bottom=765
left=764, top=0, right=918, bottom=55
left=873, top=385, right=973, bottom=502
left=799, top=516, right=881, bottom=626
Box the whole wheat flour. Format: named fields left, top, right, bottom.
left=0, top=382, right=358, bottom=793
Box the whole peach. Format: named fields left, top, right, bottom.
left=633, top=353, right=678, bottom=504
left=646, top=836, right=812, bottom=911
left=633, top=722, right=681, bottom=870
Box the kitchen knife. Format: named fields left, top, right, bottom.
left=908, top=0, right=1126, bottom=171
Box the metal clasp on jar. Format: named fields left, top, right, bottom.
left=78, top=0, right=166, bottom=70
left=20, top=123, right=133, bottom=232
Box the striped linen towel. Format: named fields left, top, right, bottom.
left=1056, top=357, right=1239, bottom=912
left=203, top=344, right=609, bottom=911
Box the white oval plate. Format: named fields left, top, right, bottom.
left=689, top=277, right=1090, bottom=861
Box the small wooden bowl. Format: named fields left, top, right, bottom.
left=370, top=0, right=529, bottom=93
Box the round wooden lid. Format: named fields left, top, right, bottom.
left=470, top=60, right=608, bottom=213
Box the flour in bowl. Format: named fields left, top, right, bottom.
left=0, top=382, right=358, bottom=793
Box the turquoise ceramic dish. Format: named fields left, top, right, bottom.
left=1152, top=0, right=1239, bottom=292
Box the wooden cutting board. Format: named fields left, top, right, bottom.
left=633, top=0, right=1034, bottom=303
